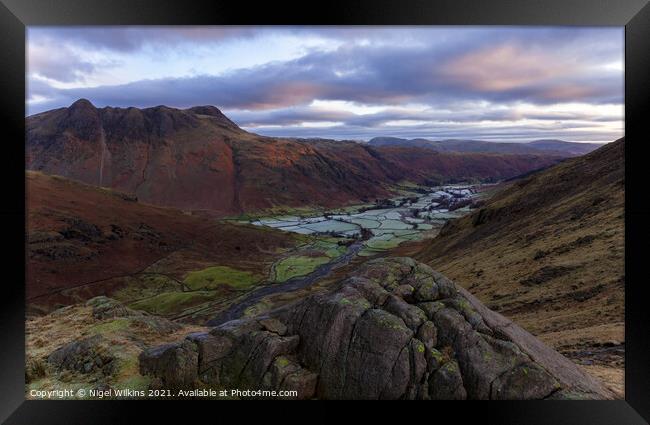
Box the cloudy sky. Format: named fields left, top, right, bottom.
left=27, top=26, right=624, bottom=142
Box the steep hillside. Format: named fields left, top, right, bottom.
left=27, top=100, right=566, bottom=216
left=26, top=171, right=307, bottom=316
left=376, top=146, right=561, bottom=183
left=413, top=138, right=624, bottom=395
left=368, top=136, right=603, bottom=156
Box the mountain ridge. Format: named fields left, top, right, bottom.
left=26, top=100, right=570, bottom=216
left=368, top=136, right=605, bottom=156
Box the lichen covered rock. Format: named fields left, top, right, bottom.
left=47, top=334, right=115, bottom=375
left=139, top=340, right=199, bottom=388
left=139, top=257, right=614, bottom=400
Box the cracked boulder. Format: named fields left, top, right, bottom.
left=48, top=334, right=115, bottom=375
left=139, top=257, right=614, bottom=400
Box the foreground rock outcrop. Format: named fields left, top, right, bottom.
left=139, top=257, right=613, bottom=400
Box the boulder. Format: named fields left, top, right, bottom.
left=138, top=257, right=614, bottom=400
left=258, top=317, right=288, bottom=336
left=416, top=320, right=438, bottom=349
left=429, top=360, right=467, bottom=400
left=86, top=296, right=143, bottom=320
left=257, top=355, right=318, bottom=399
left=139, top=340, right=198, bottom=388
left=47, top=335, right=114, bottom=376
left=86, top=296, right=181, bottom=334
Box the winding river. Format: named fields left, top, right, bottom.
left=207, top=184, right=486, bottom=326
left=206, top=240, right=364, bottom=326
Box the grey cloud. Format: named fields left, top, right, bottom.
left=26, top=27, right=624, bottom=142
left=28, top=33, right=623, bottom=114
left=29, top=27, right=260, bottom=52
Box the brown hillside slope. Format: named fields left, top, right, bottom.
left=414, top=138, right=624, bottom=396
left=27, top=99, right=565, bottom=215
left=26, top=171, right=303, bottom=315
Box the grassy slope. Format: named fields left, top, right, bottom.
left=26, top=171, right=303, bottom=315
left=413, top=138, right=625, bottom=396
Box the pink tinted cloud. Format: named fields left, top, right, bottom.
left=439, top=43, right=579, bottom=92
left=537, top=85, right=600, bottom=101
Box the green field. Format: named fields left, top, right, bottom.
left=311, top=239, right=348, bottom=259
left=184, top=266, right=263, bottom=290
left=273, top=255, right=331, bottom=282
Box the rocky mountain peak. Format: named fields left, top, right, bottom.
left=69, top=98, right=96, bottom=110
left=186, top=105, right=240, bottom=129
left=62, top=99, right=101, bottom=140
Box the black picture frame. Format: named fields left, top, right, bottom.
left=1, top=0, right=648, bottom=423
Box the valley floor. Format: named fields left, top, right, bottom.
left=25, top=142, right=625, bottom=398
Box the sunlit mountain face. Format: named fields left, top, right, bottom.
left=27, top=26, right=623, bottom=143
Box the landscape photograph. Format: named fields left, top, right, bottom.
left=25, top=26, right=624, bottom=400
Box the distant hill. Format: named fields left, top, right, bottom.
left=27, top=99, right=569, bottom=215
left=368, top=136, right=604, bottom=156
left=413, top=138, right=624, bottom=396
left=527, top=139, right=605, bottom=155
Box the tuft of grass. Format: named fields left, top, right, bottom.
left=273, top=256, right=330, bottom=282
left=129, top=291, right=216, bottom=316
left=184, top=266, right=263, bottom=291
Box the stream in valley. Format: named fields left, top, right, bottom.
left=206, top=240, right=364, bottom=326
left=207, top=184, right=487, bottom=326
